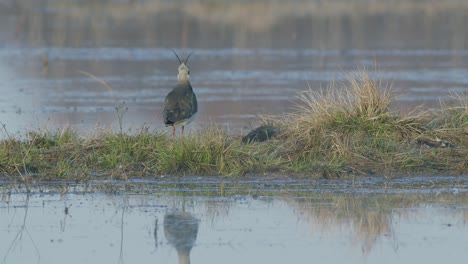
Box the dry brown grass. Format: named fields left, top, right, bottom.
left=265, top=70, right=466, bottom=176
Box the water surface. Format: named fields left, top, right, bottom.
left=1, top=176, right=468, bottom=264
left=0, top=0, right=467, bottom=135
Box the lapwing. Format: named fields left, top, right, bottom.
left=163, top=50, right=198, bottom=139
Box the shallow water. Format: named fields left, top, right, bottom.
left=0, top=0, right=467, bottom=135
left=1, top=176, right=468, bottom=264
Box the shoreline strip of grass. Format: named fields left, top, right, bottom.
left=0, top=71, right=466, bottom=181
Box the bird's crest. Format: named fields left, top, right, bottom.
left=170, top=49, right=193, bottom=82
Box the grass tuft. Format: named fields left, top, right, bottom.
left=265, top=70, right=466, bottom=176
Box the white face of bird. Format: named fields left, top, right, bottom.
left=170, top=49, right=193, bottom=82
left=177, top=63, right=190, bottom=82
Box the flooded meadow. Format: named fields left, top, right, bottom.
left=1, top=176, right=468, bottom=264
left=0, top=1, right=467, bottom=263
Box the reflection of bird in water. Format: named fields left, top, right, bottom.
left=154, top=218, right=158, bottom=250
left=164, top=211, right=199, bottom=264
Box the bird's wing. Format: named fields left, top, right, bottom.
left=176, top=88, right=197, bottom=120
left=162, top=93, right=179, bottom=125
left=163, top=84, right=198, bottom=124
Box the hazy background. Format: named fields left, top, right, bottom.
left=0, top=0, right=467, bottom=135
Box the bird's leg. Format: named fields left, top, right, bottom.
left=181, top=126, right=185, bottom=140
left=172, top=126, right=175, bottom=140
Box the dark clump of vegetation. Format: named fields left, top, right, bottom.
left=242, top=124, right=279, bottom=144
left=0, top=71, right=466, bottom=181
